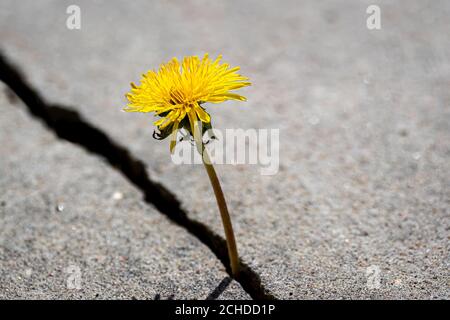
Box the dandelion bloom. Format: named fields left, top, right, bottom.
left=123, top=54, right=248, bottom=277
left=124, top=54, right=250, bottom=151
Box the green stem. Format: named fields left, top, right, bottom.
left=190, top=117, right=240, bottom=277
left=202, top=149, right=240, bottom=278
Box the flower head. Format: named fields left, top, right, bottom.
left=124, top=53, right=250, bottom=151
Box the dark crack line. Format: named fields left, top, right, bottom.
left=0, top=52, right=276, bottom=300
left=206, top=276, right=232, bottom=300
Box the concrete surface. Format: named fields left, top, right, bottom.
left=0, top=0, right=449, bottom=299
left=0, top=85, right=249, bottom=299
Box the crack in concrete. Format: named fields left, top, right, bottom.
left=206, top=276, right=232, bottom=300
left=0, top=52, right=276, bottom=300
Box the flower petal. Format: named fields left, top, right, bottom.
left=194, top=103, right=211, bottom=123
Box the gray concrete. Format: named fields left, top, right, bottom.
left=0, top=85, right=249, bottom=299
left=0, top=0, right=449, bottom=299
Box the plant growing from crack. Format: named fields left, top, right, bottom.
left=124, top=54, right=250, bottom=277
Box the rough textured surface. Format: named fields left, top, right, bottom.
left=0, top=86, right=249, bottom=299
left=1, top=0, right=449, bottom=299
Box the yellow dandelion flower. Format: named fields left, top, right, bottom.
left=124, top=53, right=250, bottom=152
left=123, top=54, right=250, bottom=277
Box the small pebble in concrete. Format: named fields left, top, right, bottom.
left=112, top=191, right=123, bottom=200
left=394, top=279, right=402, bottom=287
left=412, top=152, right=421, bottom=160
